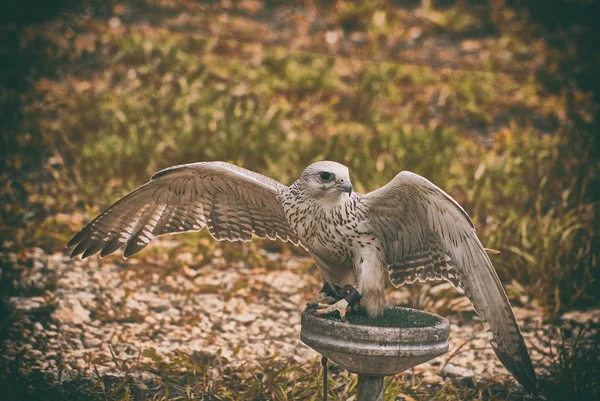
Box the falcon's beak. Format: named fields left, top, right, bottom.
left=337, top=181, right=353, bottom=195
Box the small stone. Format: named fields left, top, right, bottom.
left=51, top=297, right=91, bottom=325
left=177, top=252, right=194, bottom=265
left=461, top=39, right=481, bottom=52
left=134, top=380, right=148, bottom=391
left=325, top=30, right=340, bottom=45
left=87, top=338, right=102, bottom=347
left=9, top=297, right=44, bottom=312
left=441, top=363, right=475, bottom=378
left=235, top=313, right=257, bottom=324
left=222, top=321, right=236, bottom=331
left=29, top=350, right=43, bottom=358
left=561, top=309, right=600, bottom=325
left=108, top=16, right=121, bottom=29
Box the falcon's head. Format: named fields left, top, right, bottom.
left=298, top=161, right=353, bottom=205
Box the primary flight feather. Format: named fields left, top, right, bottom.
left=68, top=160, right=537, bottom=392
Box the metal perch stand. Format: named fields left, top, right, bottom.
left=357, top=375, right=384, bottom=401
left=301, top=307, right=450, bottom=401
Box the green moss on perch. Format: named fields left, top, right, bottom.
left=321, top=306, right=439, bottom=328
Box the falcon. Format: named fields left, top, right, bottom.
left=67, top=160, right=537, bottom=392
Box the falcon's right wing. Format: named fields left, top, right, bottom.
left=67, top=162, right=299, bottom=259
left=363, top=171, right=537, bottom=393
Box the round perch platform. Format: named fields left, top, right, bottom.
left=301, top=306, right=450, bottom=400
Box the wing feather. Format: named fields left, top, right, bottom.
left=364, top=171, right=537, bottom=392
left=67, top=162, right=299, bottom=259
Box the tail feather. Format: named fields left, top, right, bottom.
left=456, top=239, right=538, bottom=392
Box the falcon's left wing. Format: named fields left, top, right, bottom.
left=363, top=171, right=537, bottom=393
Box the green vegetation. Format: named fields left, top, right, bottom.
left=0, top=347, right=530, bottom=401
left=3, top=327, right=597, bottom=401
left=2, top=0, right=599, bottom=400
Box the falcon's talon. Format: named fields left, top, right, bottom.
left=308, top=291, right=339, bottom=310
left=312, top=292, right=338, bottom=305
left=314, top=299, right=349, bottom=320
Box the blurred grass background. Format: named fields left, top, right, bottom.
left=2, top=0, right=598, bottom=316
left=1, top=0, right=600, bottom=399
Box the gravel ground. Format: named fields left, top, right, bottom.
left=3, top=241, right=586, bottom=392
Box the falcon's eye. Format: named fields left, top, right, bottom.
left=319, top=172, right=334, bottom=182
